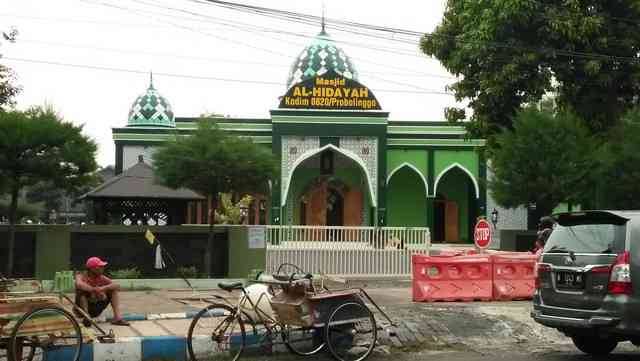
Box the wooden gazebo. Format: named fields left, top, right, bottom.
left=82, top=157, right=205, bottom=225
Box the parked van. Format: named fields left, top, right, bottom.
left=531, top=211, right=640, bottom=355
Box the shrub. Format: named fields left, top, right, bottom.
left=110, top=267, right=142, bottom=279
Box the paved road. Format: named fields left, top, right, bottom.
left=97, top=286, right=639, bottom=359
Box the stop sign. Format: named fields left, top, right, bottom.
left=474, top=219, right=492, bottom=249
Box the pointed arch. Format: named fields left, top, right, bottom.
left=433, top=163, right=480, bottom=198
left=282, top=144, right=376, bottom=207
left=386, top=163, right=429, bottom=198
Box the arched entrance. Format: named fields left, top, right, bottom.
left=287, top=149, right=370, bottom=226
left=433, top=165, right=479, bottom=243
left=386, top=165, right=428, bottom=227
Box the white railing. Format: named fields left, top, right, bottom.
left=265, top=226, right=430, bottom=278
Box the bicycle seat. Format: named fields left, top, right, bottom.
left=218, top=281, right=243, bottom=292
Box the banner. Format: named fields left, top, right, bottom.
left=279, top=71, right=381, bottom=111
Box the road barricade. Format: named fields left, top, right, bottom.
left=412, top=254, right=493, bottom=302
left=491, top=253, right=537, bottom=301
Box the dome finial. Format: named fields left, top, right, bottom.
left=149, top=71, right=154, bottom=89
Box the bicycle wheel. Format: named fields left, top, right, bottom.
left=325, top=302, right=376, bottom=361
left=283, top=324, right=325, bottom=356
left=187, top=303, right=245, bottom=361
left=9, top=307, right=82, bottom=361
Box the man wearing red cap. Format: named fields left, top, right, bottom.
left=74, top=256, right=130, bottom=326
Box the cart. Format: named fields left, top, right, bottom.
left=0, top=276, right=114, bottom=361
left=186, top=264, right=395, bottom=361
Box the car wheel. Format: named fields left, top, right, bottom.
left=571, top=335, right=618, bottom=355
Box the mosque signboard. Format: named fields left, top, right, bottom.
left=279, top=71, right=381, bottom=111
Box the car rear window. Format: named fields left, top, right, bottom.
left=544, top=223, right=626, bottom=254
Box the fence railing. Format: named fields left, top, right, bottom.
left=265, top=226, right=430, bottom=277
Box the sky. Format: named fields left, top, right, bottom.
left=1, top=0, right=462, bottom=167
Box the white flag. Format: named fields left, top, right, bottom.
left=154, top=244, right=166, bottom=270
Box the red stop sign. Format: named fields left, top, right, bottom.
left=474, top=219, right=492, bottom=249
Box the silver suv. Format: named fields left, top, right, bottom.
left=531, top=211, right=640, bottom=355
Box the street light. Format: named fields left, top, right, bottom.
left=491, top=208, right=499, bottom=229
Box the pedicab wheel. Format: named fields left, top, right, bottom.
left=325, top=302, right=376, bottom=361
left=1, top=340, right=35, bottom=361
left=187, top=303, right=245, bottom=361
left=283, top=324, right=325, bottom=356
left=9, top=307, right=82, bottom=361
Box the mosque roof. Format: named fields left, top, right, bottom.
left=286, top=29, right=359, bottom=89
left=127, top=75, right=175, bottom=127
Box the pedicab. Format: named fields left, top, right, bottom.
left=187, top=263, right=396, bottom=361
left=0, top=276, right=114, bottom=361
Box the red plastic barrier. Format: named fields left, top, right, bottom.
left=491, top=253, right=538, bottom=301
left=413, top=254, right=493, bottom=302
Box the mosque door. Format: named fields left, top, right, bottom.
left=306, top=184, right=327, bottom=225
left=326, top=188, right=344, bottom=226
left=445, top=201, right=459, bottom=243
left=343, top=188, right=363, bottom=226
left=433, top=198, right=445, bottom=242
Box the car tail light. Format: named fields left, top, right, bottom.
left=608, top=251, right=632, bottom=295
left=534, top=263, right=551, bottom=289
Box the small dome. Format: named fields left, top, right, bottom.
left=286, top=29, right=358, bottom=89
left=127, top=77, right=175, bottom=127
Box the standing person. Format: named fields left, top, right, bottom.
left=74, top=257, right=130, bottom=326
left=534, top=228, right=553, bottom=257
left=533, top=216, right=555, bottom=256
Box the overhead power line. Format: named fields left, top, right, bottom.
left=16, top=38, right=456, bottom=79
left=80, top=0, right=453, bottom=92
left=194, top=0, right=640, bottom=65
left=2, top=56, right=454, bottom=96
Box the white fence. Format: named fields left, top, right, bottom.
left=265, top=226, right=431, bottom=278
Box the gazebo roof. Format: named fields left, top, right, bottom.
left=82, top=158, right=204, bottom=200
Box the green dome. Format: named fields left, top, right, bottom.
left=127, top=80, right=175, bottom=127
left=286, top=29, right=359, bottom=88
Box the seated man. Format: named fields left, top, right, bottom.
left=74, top=256, right=130, bottom=326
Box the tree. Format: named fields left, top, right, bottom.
left=422, top=1, right=640, bottom=139
left=489, top=108, right=596, bottom=220
left=153, top=119, right=277, bottom=276
left=597, top=108, right=640, bottom=209
left=0, top=106, right=98, bottom=276
left=215, top=194, right=253, bottom=225
left=0, top=27, right=21, bottom=111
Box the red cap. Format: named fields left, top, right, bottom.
left=86, top=257, right=108, bottom=269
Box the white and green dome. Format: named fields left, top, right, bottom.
left=286, top=29, right=359, bottom=89
left=127, top=78, right=175, bottom=127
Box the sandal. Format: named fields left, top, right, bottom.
left=110, top=318, right=131, bottom=326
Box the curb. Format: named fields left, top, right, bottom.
left=105, top=310, right=224, bottom=322
left=47, top=334, right=277, bottom=361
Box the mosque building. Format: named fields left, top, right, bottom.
left=109, top=28, right=528, bottom=244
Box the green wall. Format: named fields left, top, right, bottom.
left=387, top=150, right=428, bottom=183
left=35, top=226, right=71, bottom=280
left=387, top=167, right=428, bottom=227
left=227, top=226, right=266, bottom=279
left=437, top=167, right=471, bottom=242
left=434, top=150, right=479, bottom=189
left=0, top=225, right=240, bottom=280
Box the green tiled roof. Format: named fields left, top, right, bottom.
left=127, top=79, right=175, bottom=128
left=286, top=30, right=358, bottom=89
